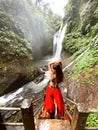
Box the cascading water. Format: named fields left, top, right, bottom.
left=52, top=23, right=67, bottom=60
left=53, top=24, right=62, bottom=55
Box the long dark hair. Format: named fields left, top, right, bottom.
left=52, top=64, right=64, bottom=84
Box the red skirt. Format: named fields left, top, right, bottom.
left=43, top=86, right=66, bottom=119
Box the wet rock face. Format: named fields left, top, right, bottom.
left=0, top=63, right=27, bottom=96
left=0, top=58, right=46, bottom=96
left=0, top=27, right=34, bottom=96
left=66, top=76, right=98, bottom=109
left=0, top=6, right=35, bottom=96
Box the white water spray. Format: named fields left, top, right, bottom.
left=0, top=73, right=49, bottom=106
left=53, top=23, right=67, bottom=60
left=53, top=24, right=62, bottom=55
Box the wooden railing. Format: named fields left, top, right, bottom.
left=0, top=98, right=98, bottom=130
left=0, top=107, right=22, bottom=126
left=0, top=97, right=43, bottom=130
left=66, top=98, right=98, bottom=130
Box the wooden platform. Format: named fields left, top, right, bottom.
left=35, top=119, right=71, bottom=130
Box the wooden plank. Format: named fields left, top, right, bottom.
left=66, top=98, right=77, bottom=106
left=89, top=110, right=98, bottom=113
left=0, top=112, right=6, bottom=130
left=85, top=127, right=98, bottom=130
left=0, top=122, right=23, bottom=126
left=32, top=96, right=43, bottom=104
left=21, top=99, right=35, bottom=130
left=0, top=107, right=20, bottom=111
left=70, top=106, right=89, bottom=130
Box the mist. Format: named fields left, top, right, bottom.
left=0, top=0, right=55, bottom=60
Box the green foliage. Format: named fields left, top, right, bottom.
left=63, top=1, right=72, bottom=23
left=0, top=29, right=32, bottom=59
left=94, top=7, right=98, bottom=18
left=86, top=113, right=98, bottom=127
left=63, top=32, right=89, bottom=54
left=0, top=30, right=15, bottom=44
left=64, top=25, right=98, bottom=75
left=68, top=45, right=89, bottom=62
left=73, top=49, right=98, bottom=74
left=88, top=114, right=98, bottom=127
left=88, top=23, right=98, bottom=37
left=66, top=34, right=98, bottom=79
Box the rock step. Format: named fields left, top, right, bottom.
left=35, top=119, right=71, bottom=130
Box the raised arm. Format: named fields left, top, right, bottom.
left=55, top=59, right=62, bottom=69
left=48, top=60, right=62, bottom=71
left=48, top=61, right=56, bottom=71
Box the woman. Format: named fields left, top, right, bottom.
left=38, top=60, right=70, bottom=121
left=48, top=60, right=64, bottom=88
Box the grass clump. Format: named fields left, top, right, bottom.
left=86, top=107, right=98, bottom=127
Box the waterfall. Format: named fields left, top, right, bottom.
left=53, top=24, right=62, bottom=55
left=53, top=23, right=67, bottom=60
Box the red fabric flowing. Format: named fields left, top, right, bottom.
left=43, top=85, right=66, bottom=119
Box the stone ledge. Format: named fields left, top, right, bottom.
left=35, top=119, right=71, bottom=130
